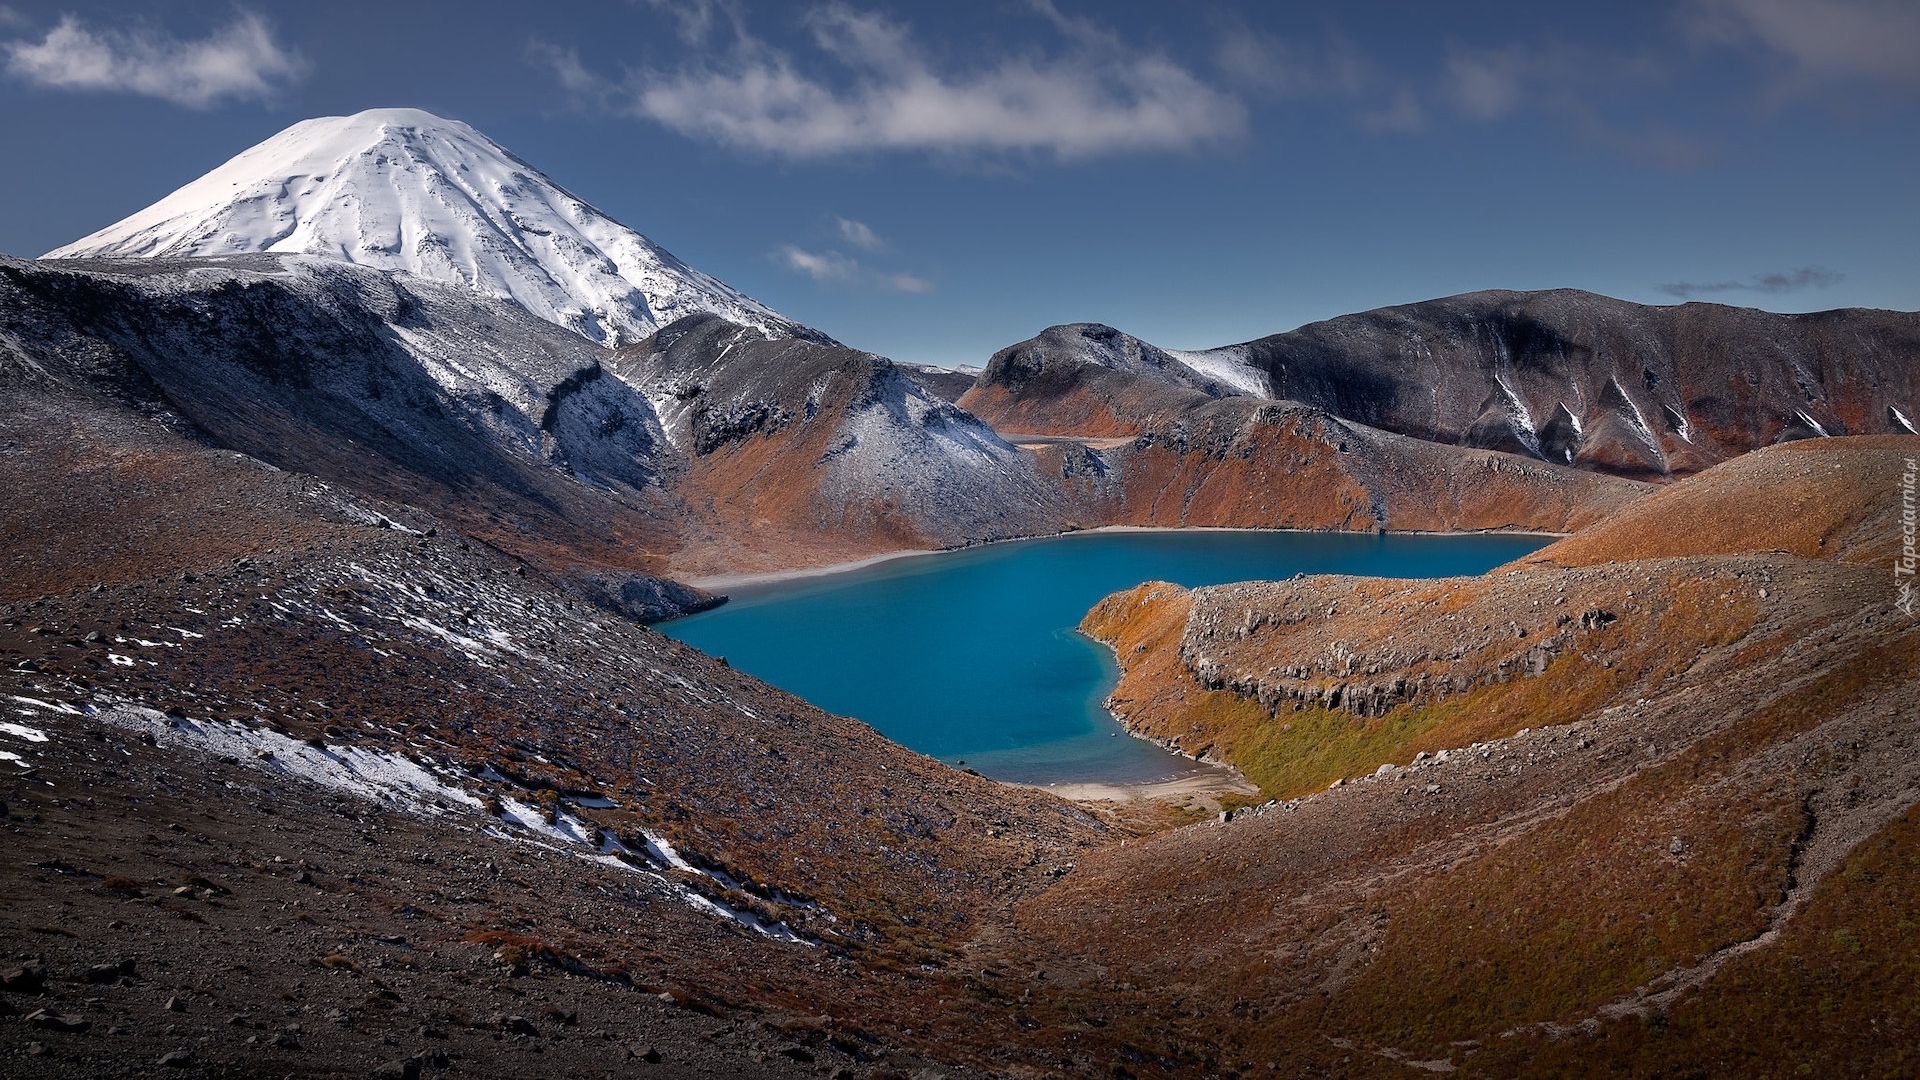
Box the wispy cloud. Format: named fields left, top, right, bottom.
left=1213, top=23, right=1371, bottom=101
left=636, top=0, right=744, bottom=46
left=543, top=2, right=1245, bottom=160
left=1686, top=0, right=1920, bottom=93
left=878, top=271, right=932, bottom=294
left=1359, top=88, right=1425, bottom=133
left=1656, top=266, right=1845, bottom=299
left=776, top=244, right=858, bottom=282
left=773, top=241, right=930, bottom=293
left=835, top=217, right=884, bottom=251
left=1433, top=41, right=1709, bottom=170
left=1, top=11, right=305, bottom=108
left=1443, top=45, right=1527, bottom=121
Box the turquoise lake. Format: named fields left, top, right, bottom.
left=660, top=529, right=1550, bottom=784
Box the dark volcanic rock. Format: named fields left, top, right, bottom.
left=559, top=568, right=724, bottom=622
left=1238, top=288, right=1920, bottom=478
left=968, top=291, right=1920, bottom=482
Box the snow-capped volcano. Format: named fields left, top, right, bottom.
left=45, top=107, right=822, bottom=347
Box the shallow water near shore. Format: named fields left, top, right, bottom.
left=660, top=530, right=1550, bottom=785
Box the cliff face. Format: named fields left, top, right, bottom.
left=969, top=292, right=1920, bottom=482
left=1051, top=433, right=1920, bottom=1074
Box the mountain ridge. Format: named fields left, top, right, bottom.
left=43, top=107, right=826, bottom=348
left=968, top=291, right=1920, bottom=481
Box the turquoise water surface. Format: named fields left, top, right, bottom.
left=660, top=529, right=1549, bottom=784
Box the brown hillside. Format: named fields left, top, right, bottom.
left=1039, top=434, right=1920, bottom=1075
left=1522, top=433, right=1919, bottom=568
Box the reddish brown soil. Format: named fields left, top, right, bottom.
left=1031, top=436, right=1920, bottom=1076
left=1522, top=434, right=1918, bottom=568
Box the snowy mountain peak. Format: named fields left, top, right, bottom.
left=45, top=107, right=825, bottom=347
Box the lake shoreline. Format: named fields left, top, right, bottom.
left=682, top=523, right=1569, bottom=593
left=666, top=528, right=1553, bottom=793
left=1009, top=766, right=1260, bottom=812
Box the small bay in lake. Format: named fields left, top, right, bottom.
left=660, top=530, right=1550, bottom=785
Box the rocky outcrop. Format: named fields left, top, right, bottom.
left=962, top=322, right=1252, bottom=437
left=611, top=315, right=1074, bottom=576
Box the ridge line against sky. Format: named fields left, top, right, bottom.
left=1, top=0, right=1915, bottom=366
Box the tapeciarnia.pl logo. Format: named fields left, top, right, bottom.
left=1898, top=457, right=1917, bottom=616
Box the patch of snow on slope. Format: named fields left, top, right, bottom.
left=46, top=108, right=817, bottom=347
left=1494, top=372, right=1543, bottom=458
left=1164, top=345, right=1271, bottom=398
left=94, top=704, right=816, bottom=943
left=101, top=705, right=483, bottom=814
left=1893, top=406, right=1917, bottom=435
left=1607, top=376, right=1665, bottom=459
left=1664, top=404, right=1694, bottom=443
left=0, top=720, right=51, bottom=741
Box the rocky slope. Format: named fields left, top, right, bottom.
left=1043, top=397, right=1651, bottom=535
left=1045, top=434, right=1919, bottom=1074
left=0, top=374, right=1104, bottom=1075
left=0, top=254, right=1081, bottom=591
left=967, top=294, right=1920, bottom=481
left=612, top=316, right=1073, bottom=578
left=1, top=252, right=717, bottom=618
left=45, top=108, right=823, bottom=348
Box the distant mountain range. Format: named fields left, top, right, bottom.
left=965, top=295, right=1920, bottom=482
left=19, top=106, right=1920, bottom=581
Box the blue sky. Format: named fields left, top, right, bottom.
left=1, top=0, right=1915, bottom=366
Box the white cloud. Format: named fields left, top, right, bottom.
left=773, top=242, right=930, bottom=293
left=637, top=0, right=743, bottom=45
left=776, top=244, right=858, bottom=282
left=878, top=271, right=932, bottom=294
left=835, top=217, right=883, bottom=251
left=554, top=2, right=1246, bottom=160
left=1, top=11, right=305, bottom=108
left=1687, top=0, right=1920, bottom=90
left=529, top=41, right=609, bottom=105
